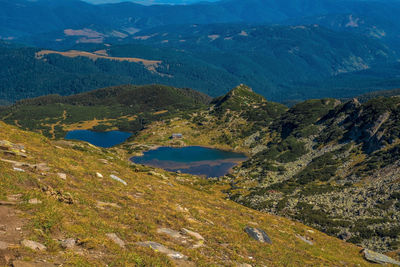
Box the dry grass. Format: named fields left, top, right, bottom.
left=35, top=50, right=162, bottom=71
left=0, top=121, right=377, bottom=266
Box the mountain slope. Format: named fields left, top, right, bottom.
left=226, top=96, right=400, bottom=252
left=2, top=83, right=400, bottom=255
left=120, top=85, right=400, bottom=254
left=0, top=121, right=375, bottom=266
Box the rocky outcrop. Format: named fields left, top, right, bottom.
left=136, top=241, right=188, bottom=260
left=60, top=238, right=76, bottom=249
left=106, top=233, right=125, bottom=248
left=21, top=240, right=46, bottom=251
left=362, top=249, right=400, bottom=265
left=40, top=184, right=74, bottom=204
left=110, top=175, right=127, bottom=186
left=0, top=140, right=27, bottom=158
left=244, top=227, right=272, bottom=244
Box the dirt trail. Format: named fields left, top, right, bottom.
left=49, top=110, right=67, bottom=139
left=0, top=205, right=25, bottom=265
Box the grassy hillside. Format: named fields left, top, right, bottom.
left=0, top=121, right=377, bottom=266
left=2, top=84, right=400, bottom=258
left=0, top=84, right=210, bottom=138
left=125, top=86, right=400, bottom=254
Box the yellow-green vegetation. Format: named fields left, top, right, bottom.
left=0, top=84, right=211, bottom=139
left=2, top=84, right=400, bottom=256
left=0, top=121, right=376, bottom=266
left=132, top=85, right=287, bottom=153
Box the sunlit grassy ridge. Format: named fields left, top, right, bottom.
left=0, top=121, right=374, bottom=266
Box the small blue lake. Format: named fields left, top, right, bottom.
left=131, top=146, right=247, bottom=178
left=65, top=130, right=132, bottom=148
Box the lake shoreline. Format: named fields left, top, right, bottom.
left=130, top=146, right=248, bottom=178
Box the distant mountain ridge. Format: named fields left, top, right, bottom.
left=2, top=0, right=400, bottom=40
left=2, top=0, right=400, bottom=103
left=1, top=23, right=398, bottom=104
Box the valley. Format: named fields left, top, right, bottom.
left=3, top=84, right=400, bottom=258
left=1, top=0, right=400, bottom=265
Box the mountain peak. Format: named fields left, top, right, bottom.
left=212, top=84, right=266, bottom=111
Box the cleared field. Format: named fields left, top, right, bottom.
left=35, top=50, right=162, bottom=72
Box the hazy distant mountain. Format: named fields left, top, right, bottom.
left=2, top=0, right=400, bottom=46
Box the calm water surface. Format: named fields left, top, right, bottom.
left=131, top=146, right=247, bottom=177
left=65, top=130, right=132, bottom=148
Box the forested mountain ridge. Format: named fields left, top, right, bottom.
left=1, top=23, right=399, bottom=104
left=2, top=0, right=400, bottom=104
left=3, top=0, right=400, bottom=40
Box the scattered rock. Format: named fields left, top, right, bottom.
left=34, top=163, right=50, bottom=172
left=28, top=199, right=42, bottom=205
left=244, top=226, right=272, bottom=244
left=98, top=159, right=109, bottom=164
left=181, top=228, right=204, bottom=240
left=362, top=249, right=400, bottom=265
left=21, top=239, right=46, bottom=251
left=96, top=201, right=120, bottom=209
left=136, top=241, right=188, bottom=260
left=0, top=241, right=9, bottom=250
left=7, top=195, right=21, bottom=202
left=157, top=228, right=185, bottom=240
left=57, top=173, right=67, bottom=180
left=338, top=230, right=352, bottom=241
left=296, top=235, right=313, bottom=245
left=0, top=140, right=27, bottom=158
left=110, top=175, right=127, bottom=186
left=148, top=171, right=168, bottom=180
left=0, top=159, right=50, bottom=172
left=96, top=172, right=103, bottom=178
left=106, top=233, right=125, bottom=248
left=60, top=238, right=76, bottom=249
left=13, top=167, right=24, bottom=172
left=40, top=185, right=74, bottom=204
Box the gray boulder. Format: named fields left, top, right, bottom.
left=157, top=228, right=185, bottom=240
left=244, top=226, right=272, bottom=244
left=362, top=249, right=400, bottom=265
left=21, top=240, right=46, bottom=251
left=136, top=241, right=188, bottom=260
left=110, top=175, right=127, bottom=186
left=106, top=233, right=125, bottom=248
left=60, top=238, right=76, bottom=249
